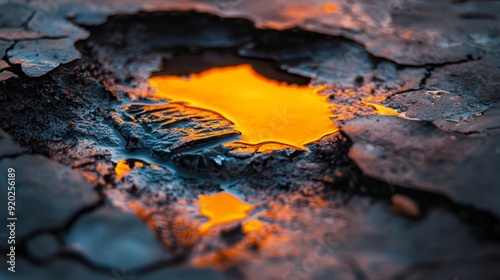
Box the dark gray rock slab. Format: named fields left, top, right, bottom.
left=0, top=258, right=109, bottom=280
left=0, top=70, right=17, bottom=81
left=337, top=198, right=500, bottom=279
left=342, top=115, right=500, bottom=216
left=75, top=0, right=498, bottom=65
left=0, top=154, right=100, bottom=241
left=0, top=60, right=9, bottom=71
left=26, top=233, right=61, bottom=260
left=433, top=102, right=500, bottom=134
left=0, top=2, right=33, bottom=28
left=142, top=267, right=228, bottom=280
left=0, top=130, right=22, bottom=157
left=239, top=195, right=500, bottom=280
left=7, top=38, right=81, bottom=77
left=386, top=55, right=500, bottom=122
left=0, top=40, right=13, bottom=55
left=66, top=203, right=172, bottom=270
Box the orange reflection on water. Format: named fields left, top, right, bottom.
left=323, top=4, right=336, bottom=13
left=149, top=64, right=338, bottom=149
left=242, top=220, right=263, bottom=233
left=115, top=160, right=132, bottom=181
left=197, top=191, right=253, bottom=232
left=115, top=160, right=144, bottom=181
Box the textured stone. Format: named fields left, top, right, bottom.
left=26, top=234, right=60, bottom=260
left=0, top=60, right=9, bottom=71
left=0, top=258, right=108, bottom=280
left=66, top=203, right=172, bottom=270
left=0, top=40, right=13, bottom=55
left=142, top=267, right=227, bottom=280
left=336, top=197, right=500, bottom=279
left=0, top=154, right=100, bottom=241
left=0, top=130, right=22, bottom=157
left=7, top=38, right=81, bottom=77
left=0, top=70, right=17, bottom=81
left=343, top=115, right=500, bottom=216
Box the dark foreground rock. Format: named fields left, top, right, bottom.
left=0, top=152, right=100, bottom=240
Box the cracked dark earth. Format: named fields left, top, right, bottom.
left=1, top=0, right=500, bottom=279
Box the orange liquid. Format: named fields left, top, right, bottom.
left=149, top=64, right=338, bottom=149
left=197, top=192, right=253, bottom=232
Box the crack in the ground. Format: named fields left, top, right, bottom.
left=387, top=54, right=484, bottom=101
left=0, top=152, right=26, bottom=161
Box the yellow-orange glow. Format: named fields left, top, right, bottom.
left=115, top=160, right=144, bottom=181
left=115, top=160, right=131, bottom=181
left=149, top=65, right=337, bottom=149
left=362, top=97, right=399, bottom=116
left=242, top=220, right=263, bottom=233
left=280, top=3, right=336, bottom=23
left=323, top=4, right=336, bottom=12
left=197, top=192, right=253, bottom=232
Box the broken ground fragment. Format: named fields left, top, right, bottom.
left=0, top=154, right=100, bottom=241
left=386, top=55, right=500, bottom=122
left=67, top=0, right=499, bottom=65
left=433, top=102, right=500, bottom=134
left=0, top=0, right=499, bottom=78
left=0, top=2, right=33, bottom=28
left=26, top=233, right=60, bottom=260
left=0, top=1, right=89, bottom=41
left=0, top=40, right=12, bottom=55
left=7, top=38, right=81, bottom=77
left=65, top=203, right=173, bottom=270
left=0, top=258, right=110, bottom=280
left=0, top=256, right=227, bottom=280
left=141, top=267, right=227, bottom=280
left=0, top=130, right=22, bottom=157
left=342, top=115, right=500, bottom=217
left=0, top=70, right=17, bottom=81
left=0, top=60, right=9, bottom=71
left=336, top=197, right=500, bottom=279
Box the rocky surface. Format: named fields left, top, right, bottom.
left=65, top=203, right=173, bottom=270
left=0, top=153, right=100, bottom=240
left=0, top=0, right=499, bottom=279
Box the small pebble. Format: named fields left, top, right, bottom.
left=391, top=194, right=419, bottom=218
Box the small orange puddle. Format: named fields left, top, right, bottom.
left=115, top=159, right=143, bottom=180
left=362, top=97, right=399, bottom=116
left=242, top=220, right=263, bottom=233
left=196, top=191, right=253, bottom=232
left=323, top=4, right=336, bottom=13
left=149, top=64, right=338, bottom=149
left=115, top=160, right=131, bottom=181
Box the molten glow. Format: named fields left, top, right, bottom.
left=115, top=160, right=144, bottom=181
left=281, top=3, right=337, bottom=22
left=362, top=97, right=399, bottom=116
left=323, top=4, right=336, bottom=12
left=115, top=160, right=131, bottom=181
left=149, top=64, right=337, bottom=149
left=242, top=220, right=263, bottom=233
left=197, top=192, right=253, bottom=232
